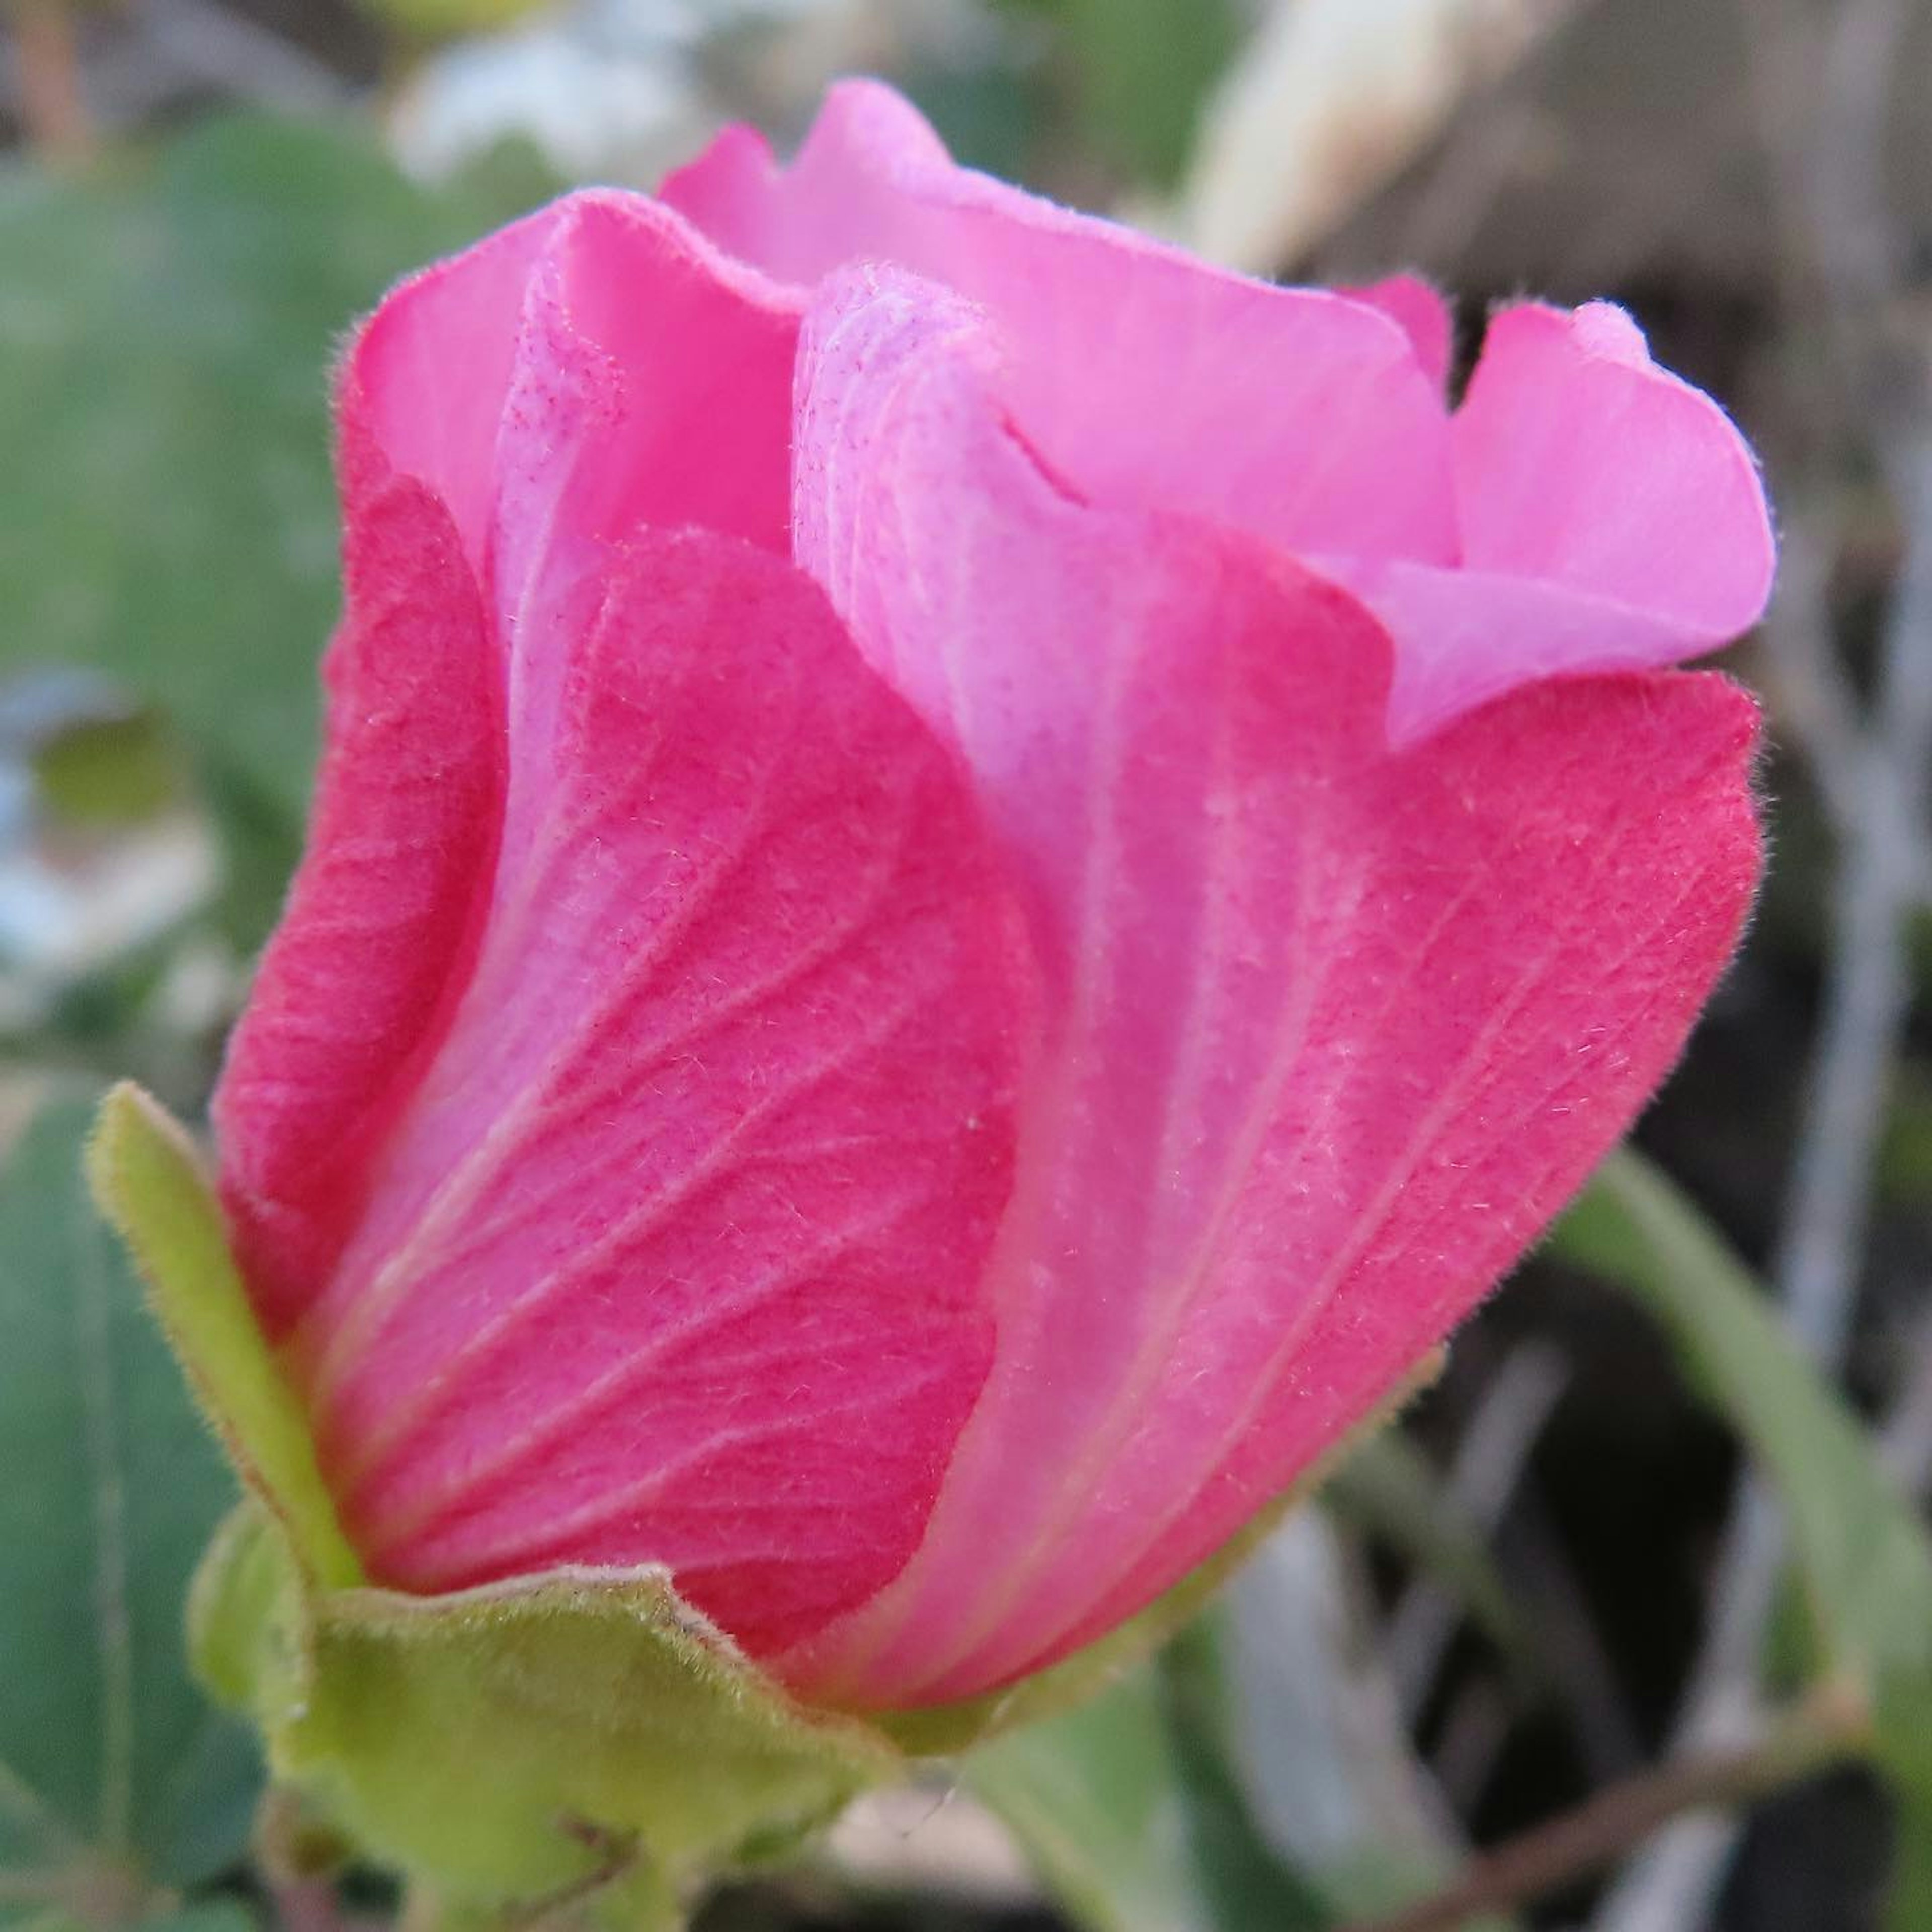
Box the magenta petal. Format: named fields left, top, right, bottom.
left=783, top=269, right=1764, bottom=1706
left=665, top=79, right=1458, bottom=566
left=213, top=450, right=504, bottom=1339
left=288, top=528, right=1035, bottom=1660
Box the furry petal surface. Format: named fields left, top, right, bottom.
left=308, top=530, right=1032, bottom=1657
left=666, top=89, right=1774, bottom=741
left=214, top=435, right=503, bottom=1337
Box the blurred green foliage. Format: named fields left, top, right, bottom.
left=1556, top=1151, right=1932, bottom=1930
left=998, top=0, right=1237, bottom=184
left=0, top=117, right=553, bottom=948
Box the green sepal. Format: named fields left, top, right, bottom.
left=190, top=1508, right=899, bottom=1923
left=85, top=1083, right=362, bottom=1588
left=87, top=1084, right=900, bottom=1922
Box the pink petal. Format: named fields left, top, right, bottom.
left=664, top=79, right=1458, bottom=566
left=288, top=527, right=1037, bottom=1659
left=782, top=269, right=1763, bottom=1705
left=345, top=189, right=800, bottom=587
left=1348, top=274, right=1454, bottom=391
left=464, top=195, right=802, bottom=903
left=1454, top=302, right=1769, bottom=608
left=1321, top=301, right=1776, bottom=739
left=341, top=203, right=562, bottom=573
left=224, top=190, right=808, bottom=1341
left=213, top=445, right=504, bottom=1339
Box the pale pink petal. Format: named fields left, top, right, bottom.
left=1457, top=302, right=1773, bottom=616
left=213, top=444, right=504, bottom=1339
left=1348, top=274, right=1454, bottom=391
left=342, top=204, right=565, bottom=571
left=468, top=194, right=801, bottom=901
left=664, top=79, right=1458, bottom=565
left=288, top=527, right=1036, bottom=1659
left=344, top=188, right=800, bottom=592
left=1321, top=301, right=1776, bottom=738
left=781, top=269, right=1763, bottom=1705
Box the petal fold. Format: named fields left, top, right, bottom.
left=343, top=190, right=800, bottom=590
left=665, top=79, right=1458, bottom=567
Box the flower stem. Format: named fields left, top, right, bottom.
left=1334, top=1686, right=1870, bottom=1932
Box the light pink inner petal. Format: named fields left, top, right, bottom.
left=782, top=268, right=1763, bottom=1707
left=1452, top=302, right=1774, bottom=628
left=664, top=79, right=1458, bottom=568
left=490, top=193, right=800, bottom=587
left=343, top=204, right=567, bottom=571
left=345, top=186, right=801, bottom=639
left=473, top=193, right=802, bottom=898
left=1317, top=560, right=1728, bottom=744
left=1346, top=274, right=1454, bottom=392
left=291, top=527, right=1036, bottom=1659
left=1313, top=301, right=1775, bottom=738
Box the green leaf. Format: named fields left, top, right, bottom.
left=0, top=117, right=556, bottom=947
left=0, top=1096, right=259, bottom=1924
left=192, top=1508, right=897, bottom=1923
left=1039, top=0, right=1241, bottom=185
left=1890, top=1798, right=1932, bottom=1932
left=137, top=1908, right=257, bottom=1932
left=1153, top=1623, right=1333, bottom=1932
left=1551, top=1148, right=1932, bottom=1897
left=1553, top=1150, right=1932, bottom=1697
left=85, top=1086, right=361, bottom=1591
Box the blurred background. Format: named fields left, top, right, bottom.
left=4, top=2, right=1932, bottom=1929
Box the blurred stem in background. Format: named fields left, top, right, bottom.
left=1340, top=1681, right=1871, bottom=1932
left=1595, top=0, right=1932, bottom=1921
left=7, top=0, right=94, bottom=159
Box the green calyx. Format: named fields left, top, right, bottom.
left=189, top=1505, right=898, bottom=1923
left=86, top=1085, right=900, bottom=1926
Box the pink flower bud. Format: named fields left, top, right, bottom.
left=213, top=80, right=1773, bottom=1712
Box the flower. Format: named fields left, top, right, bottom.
left=212, top=79, right=1773, bottom=1714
